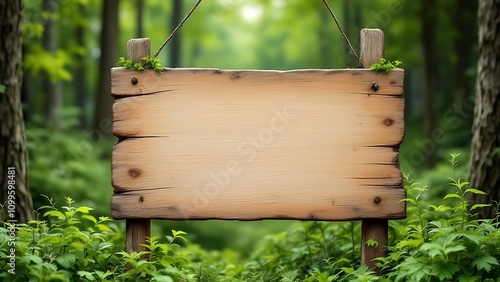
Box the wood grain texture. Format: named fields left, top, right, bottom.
left=111, top=67, right=405, bottom=220
left=111, top=68, right=403, bottom=97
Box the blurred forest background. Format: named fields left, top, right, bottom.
left=18, top=0, right=479, bottom=252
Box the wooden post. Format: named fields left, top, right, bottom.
left=360, top=28, right=388, bottom=273
left=124, top=38, right=151, bottom=260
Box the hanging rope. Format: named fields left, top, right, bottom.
left=152, top=0, right=203, bottom=59
left=153, top=0, right=363, bottom=68
left=321, top=0, right=363, bottom=68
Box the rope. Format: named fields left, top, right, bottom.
left=321, top=0, right=363, bottom=68
left=153, top=0, right=364, bottom=68
left=152, top=0, right=203, bottom=59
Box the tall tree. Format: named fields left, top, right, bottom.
left=136, top=0, right=144, bottom=38
left=453, top=0, right=478, bottom=104
left=0, top=0, right=34, bottom=223
left=470, top=0, right=500, bottom=219
left=42, top=0, right=62, bottom=128
left=74, top=2, right=88, bottom=129
left=93, top=0, right=120, bottom=137
left=170, top=0, right=182, bottom=67
left=421, top=0, right=438, bottom=168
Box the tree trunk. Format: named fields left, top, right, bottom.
left=421, top=0, right=438, bottom=168
left=0, top=0, right=34, bottom=223
left=42, top=0, right=62, bottom=129
left=136, top=0, right=144, bottom=38
left=93, top=0, right=120, bottom=138
left=21, top=49, right=33, bottom=122
left=169, top=0, right=181, bottom=68
left=470, top=0, right=500, bottom=219
left=74, top=3, right=88, bottom=129
left=453, top=0, right=478, bottom=104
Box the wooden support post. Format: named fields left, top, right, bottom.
left=124, top=38, right=151, bottom=260
left=360, top=28, right=388, bottom=273
left=126, top=219, right=151, bottom=257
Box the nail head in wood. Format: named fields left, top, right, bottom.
left=131, top=77, right=138, bottom=85
left=371, top=82, right=379, bottom=91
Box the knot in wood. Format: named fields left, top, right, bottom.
left=139, top=196, right=144, bottom=203
left=128, top=168, right=141, bottom=178
left=383, top=118, right=394, bottom=127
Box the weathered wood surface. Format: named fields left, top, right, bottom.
left=111, top=68, right=405, bottom=220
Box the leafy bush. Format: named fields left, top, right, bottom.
left=377, top=155, right=500, bottom=282
left=26, top=117, right=114, bottom=218
left=1, top=155, right=499, bottom=281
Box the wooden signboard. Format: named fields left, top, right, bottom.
left=111, top=68, right=405, bottom=220
left=110, top=29, right=405, bottom=270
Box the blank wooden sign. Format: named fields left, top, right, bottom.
left=110, top=68, right=405, bottom=221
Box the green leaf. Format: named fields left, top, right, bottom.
left=56, top=252, right=77, bottom=269
left=432, top=262, right=460, bottom=280
left=95, top=223, right=112, bottom=232
left=472, top=254, right=499, bottom=272
left=76, top=206, right=94, bottom=214
left=81, top=214, right=97, bottom=223
left=77, top=271, right=95, bottom=281
left=0, top=84, right=5, bottom=94
left=172, top=230, right=187, bottom=237
left=465, top=188, right=486, bottom=195
left=454, top=230, right=482, bottom=245
left=443, top=245, right=466, bottom=255
left=44, top=210, right=65, bottom=219
left=443, top=193, right=462, bottom=200
left=470, top=203, right=490, bottom=211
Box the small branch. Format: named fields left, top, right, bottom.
left=322, top=0, right=363, bottom=68
left=153, top=0, right=203, bottom=59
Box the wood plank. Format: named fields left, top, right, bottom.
left=112, top=87, right=404, bottom=138
left=111, top=68, right=404, bottom=97
left=111, top=186, right=406, bottom=220
left=112, top=139, right=402, bottom=191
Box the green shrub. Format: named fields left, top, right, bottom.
left=377, top=154, right=500, bottom=282
left=26, top=117, right=114, bottom=218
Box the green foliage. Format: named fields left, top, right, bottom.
left=377, top=154, right=499, bottom=282
left=370, top=58, right=402, bottom=72
left=0, top=84, right=5, bottom=94
left=0, top=197, right=122, bottom=281
left=23, top=46, right=72, bottom=82
left=117, top=56, right=164, bottom=72
left=26, top=115, right=114, bottom=218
